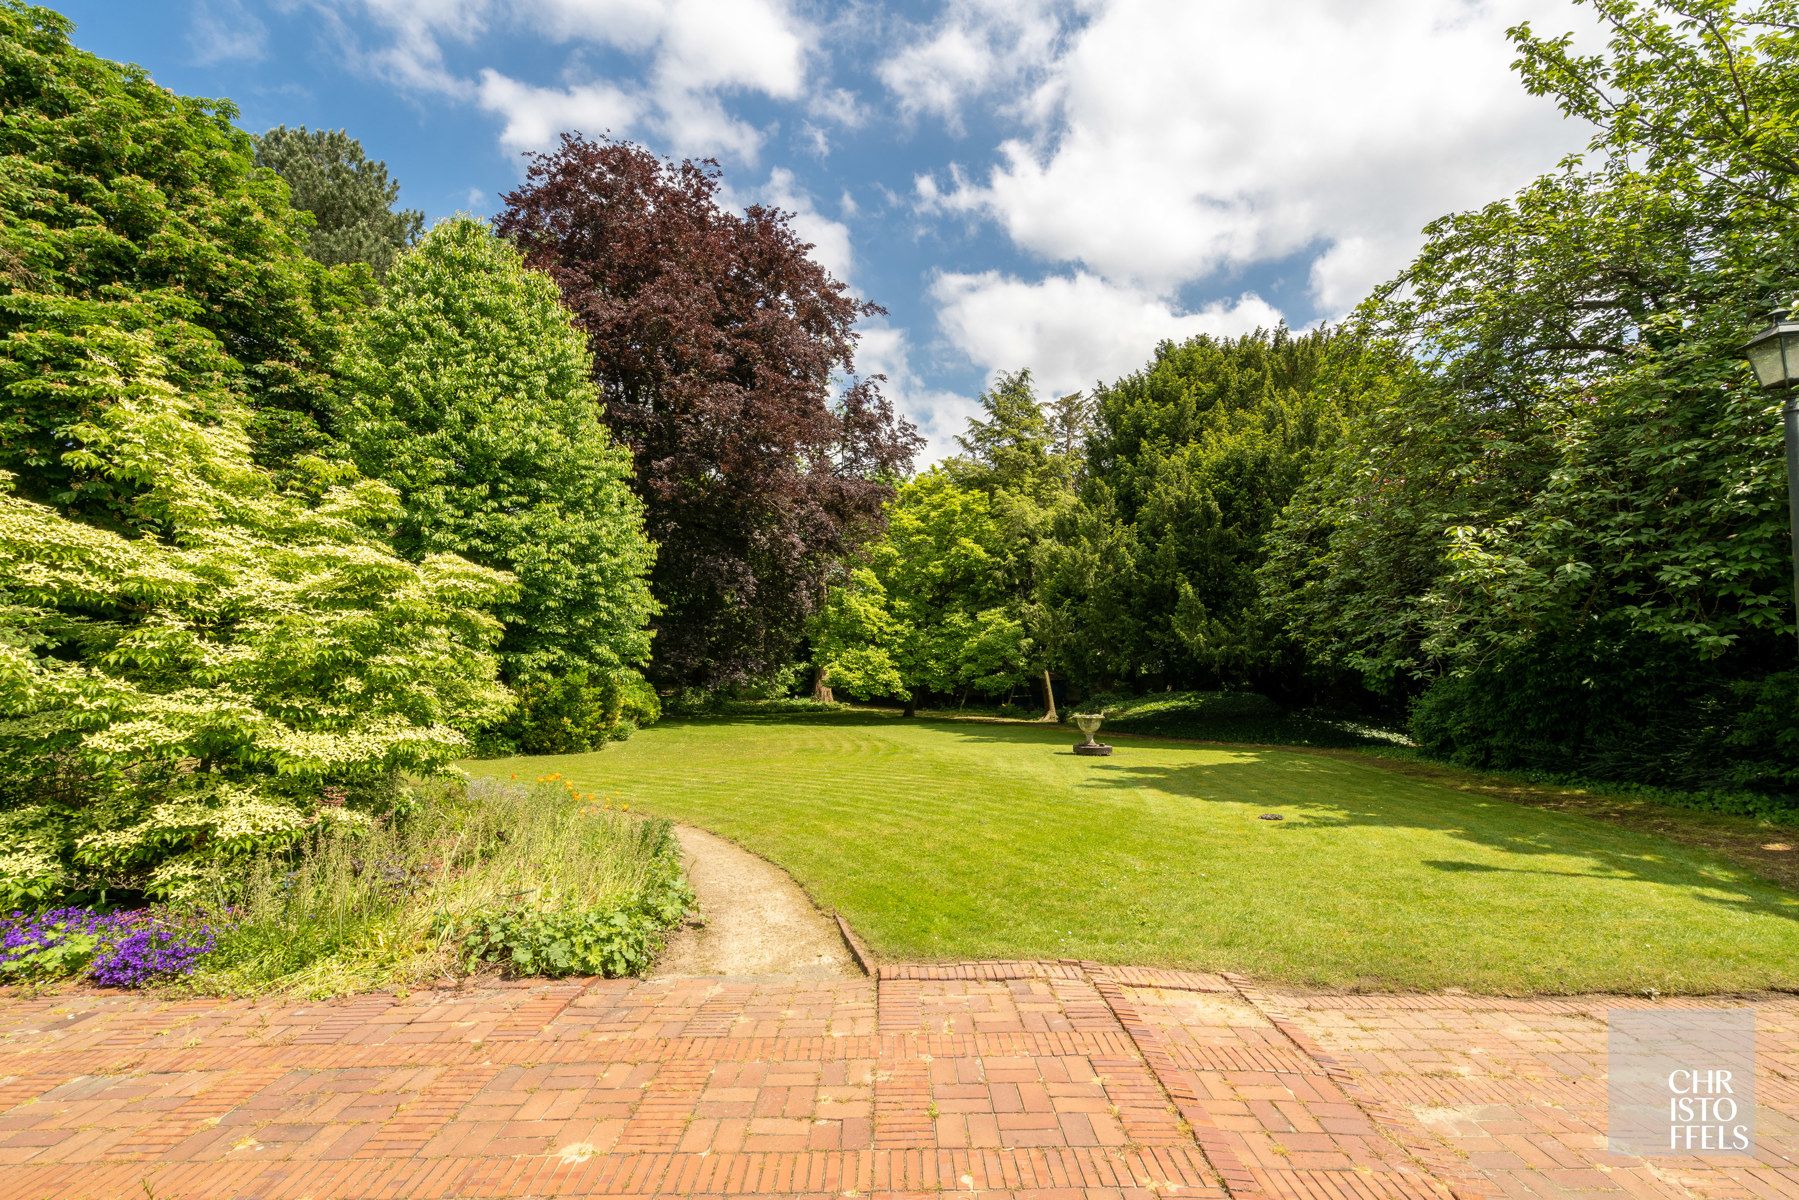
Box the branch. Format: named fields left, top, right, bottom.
left=1698, top=11, right=1756, bottom=127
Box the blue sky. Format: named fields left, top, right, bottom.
left=59, top=0, right=1595, bottom=460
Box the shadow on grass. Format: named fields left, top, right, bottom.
left=651, top=707, right=1799, bottom=925
left=1068, top=750, right=1799, bottom=925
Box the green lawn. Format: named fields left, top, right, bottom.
left=468, top=711, right=1799, bottom=993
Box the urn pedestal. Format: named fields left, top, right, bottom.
left=1071, top=712, right=1113, bottom=757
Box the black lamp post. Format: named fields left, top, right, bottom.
left=1743, top=309, right=1799, bottom=644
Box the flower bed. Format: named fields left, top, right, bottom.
left=0, top=777, right=692, bottom=997
left=1, top=907, right=227, bottom=986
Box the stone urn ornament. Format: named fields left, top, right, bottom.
left=1072, top=711, right=1113, bottom=757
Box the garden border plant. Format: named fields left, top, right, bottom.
left=0, top=906, right=228, bottom=988
left=184, top=775, right=692, bottom=996
left=0, top=776, right=693, bottom=997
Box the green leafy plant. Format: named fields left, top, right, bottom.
left=441, top=813, right=690, bottom=978
left=0, top=5, right=514, bottom=903
left=190, top=777, right=688, bottom=995
left=451, top=904, right=668, bottom=979
left=0, top=926, right=99, bottom=982
left=497, top=669, right=661, bottom=755
left=0, top=327, right=514, bottom=902
left=337, top=218, right=658, bottom=753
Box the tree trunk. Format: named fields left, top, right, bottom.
left=902, top=697, right=916, bottom=718
left=1040, top=668, right=1059, bottom=723
left=811, top=664, right=834, bottom=705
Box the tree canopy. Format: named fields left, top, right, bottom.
left=0, top=2, right=514, bottom=906
left=1059, top=328, right=1366, bottom=693
left=0, top=1, right=364, bottom=485
left=1264, top=0, right=1799, bottom=792
left=255, top=125, right=423, bottom=276
left=337, top=218, right=658, bottom=751
left=0, top=331, right=513, bottom=904
left=813, top=342, right=1371, bottom=713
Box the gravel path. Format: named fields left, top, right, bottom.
left=652, top=824, right=862, bottom=978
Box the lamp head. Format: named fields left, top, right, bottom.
left=1744, top=309, right=1799, bottom=390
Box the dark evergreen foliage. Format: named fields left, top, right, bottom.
left=255, top=125, right=424, bottom=276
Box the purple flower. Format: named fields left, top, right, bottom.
left=90, top=922, right=218, bottom=987
left=0, top=907, right=227, bottom=987
left=1, top=908, right=125, bottom=964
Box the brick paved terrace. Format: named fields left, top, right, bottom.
left=1, top=962, right=1795, bottom=1200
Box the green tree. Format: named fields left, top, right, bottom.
left=1033, top=486, right=1144, bottom=693
left=947, top=370, right=1077, bottom=715
left=952, top=369, right=1058, bottom=497
left=255, top=125, right=424, bottom=276
left=1045, top=390, right=1096, bottom=476
left=1051, top=328, right=1363, bottom=695
left=808, top=565, right=905, bottom=703
left=0, top=3, right=367, bottom=480
left=0, top=7, right=513, bottom=905
left=1264, top=0, right=1799, bottom=792
left=845, top=471, right=1031, bottom=713
left=337, top=219, right=659, bottom=752
left=0, top=326, right=513, bottom=906
left=1256, top=353, right=1452, bottom=697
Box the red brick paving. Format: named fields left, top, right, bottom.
left=0, top=963, right=1794, bottom=1199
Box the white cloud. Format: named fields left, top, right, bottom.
left=809, top=86, right=867, bottom=129
left=307, top=0, right=809, bottom=161
left=649, top=84, right=765, bottom=161
left=878, top=0, right=1069, bottom=131
left=1307, top=233, right=1419, bottom=317
left=931, top=271, right=1282, bottom=398
left=798, top=89, right=867, bottom=158
left=856, top=324, right=980, bottom=466
left=651, top=0, right=806, bottom=99
left=315, top=0, right=476, bottom=96
left=476, top=70, right=641, bottom=157
left=188, top=0, right=268, bottom=65
left=916, top=0, right=1594, bottom=314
